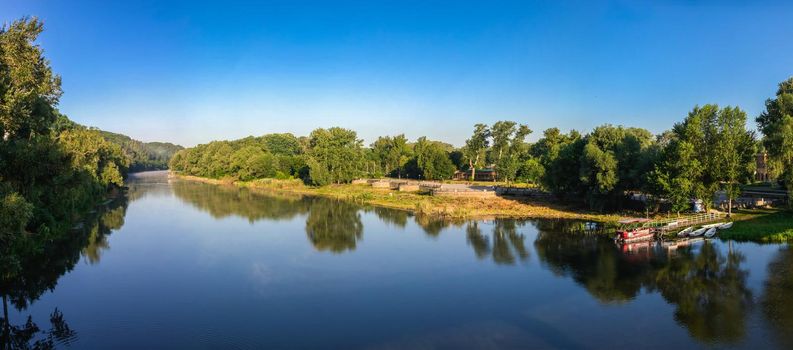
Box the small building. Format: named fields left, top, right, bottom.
left=452, top=168, right=497, bottom=182
left=755, top=152, right=774, bottom=182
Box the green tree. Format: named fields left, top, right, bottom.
left=757, top=77, right=793, bottom=207
left=494, top=124, right=532, bottom=184
left=713, top=107, right=756, bottom=216
left=0, top=18, right=62, bottom=141
left=463, top=124, right=490, bottom=181
left=413, top=137, right=455, bottom=180
left=371, top=134, right=411, bottom=178
left=306, top=127, right=364, bottom=185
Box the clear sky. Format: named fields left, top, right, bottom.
left=2, top=0, right=792, bottom=147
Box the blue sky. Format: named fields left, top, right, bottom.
left=2, top=0, right=792, bottom=147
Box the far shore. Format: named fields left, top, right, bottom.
left=170, top=172, right=624, bottom=223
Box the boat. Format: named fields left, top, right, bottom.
left=677, top=227, right=694, bottom=237
left=718, top=222, right=733, bottom=229
left=704, top=227, right=717, bottom=238
left=615, top=218, right=655, bottom=243
left=701, top=222, right=726, bottom=229
left=676, top=227, right=693, bottom=237
left=689, top=227, right=707, bottom=237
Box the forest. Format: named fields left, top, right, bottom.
left=171, top=80, right=792, bottom=213
left=0, top=16, right=181, bottom=267
left=99, top=131, right=183, bottom=172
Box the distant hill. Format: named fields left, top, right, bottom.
left=99, top=131, right=183, bottom=172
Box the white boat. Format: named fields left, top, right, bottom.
left=718, top=222, right=733, bottom=229
left=704, top=227, right=717, bottom=238
left=689, top=227, right=707, bottom=237
left=677, top=227, right=694, bottom=237
left=701, top=222, right=726, bottom=229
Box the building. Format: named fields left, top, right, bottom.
left=452, top=168, right=497, bottom=181
left=755, top=152, right=773, bottom=182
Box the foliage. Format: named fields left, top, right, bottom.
left=413, top=137, right=456, bottom=180
left=371, top=134, right=411, bottom=178
left=0, top=18, right=128, bottom=234
left=712, top=107, right=756, bottom=215
left=463, top=124, right=491, bottom=180
left=169, top=133, right=305, bottom=181
left=531, top=125, right=658, bottom=210
left=649, top=105, right=755, bottom=213
left=305, top=127, right=365, bottom=185
left=757, top=77, right=793, bottom=207
left=99, top=130, right=182, bottom=172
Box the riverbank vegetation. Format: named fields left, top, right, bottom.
left=171, top=79, right=792, bottom=220
left=1, top=17, right=181, bottom=285
left=99, top=130, right=183, bottom=172
left=178, top=174, right=621, bottom=222
left=720, top=209, right=793, bottom=242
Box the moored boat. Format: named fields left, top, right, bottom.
left=677, top=227, right=694, bottom=237
left=615, top=218, right=655, bottom=243
left=718, top=222, right=733, bottom=229
left=689, top=227, right=707, bottom=237
left=704, top=227, right=717, bottom=238
left=701, top=222, right=726, bottom=229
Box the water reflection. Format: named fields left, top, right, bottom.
left=1, top=306, right=76, bottom=350
left=762, top=246, right=793, bottom=349
left=466, top=220, right=530, bottom=265
left=4, top=174, right=792, bottom=349
left=305, top=198, right=363, bottom=253
left=170, top=180, right=309, bottom=222
left=2, top=198, right=126, bottom=349
left=533, top=229, right=754, bottom=344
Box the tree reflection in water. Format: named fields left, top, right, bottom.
left=305, top=198, right=363, bottom=253
left=170, top=180, right=309, bottom=222
left=1, top=198, right=126, bottom=349
left=761, top=246, right=793, bottom=349
left=533, top=226, right=753, bottom=344
left=465, top=220, right=530, bottom=265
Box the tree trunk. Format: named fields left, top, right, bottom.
left=469, top=160, right=476, bottom=181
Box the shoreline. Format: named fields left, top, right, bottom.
left=166, top=173, right=793, bottom=242
left=169, top=172, right=622, bottom=223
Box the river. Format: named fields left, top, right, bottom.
left=2, top=171, right=791, bottom=349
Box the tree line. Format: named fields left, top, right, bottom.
left=172, top=79, right=792, bottom=213
left=99, top=130, right=183, bottom=172
left=1, top=18, right=181, bottom=240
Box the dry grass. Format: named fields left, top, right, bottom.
left=173, top=173, right=618, bottom=222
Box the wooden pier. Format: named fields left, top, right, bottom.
left=651, top=212, right=725, bottom=234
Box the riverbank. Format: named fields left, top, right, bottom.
left=171, top=174, right=622, bottom=223
left=720, top=209, right=793, bottom=242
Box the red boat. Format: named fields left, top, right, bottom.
left=615, top=218, right=655, bottom=243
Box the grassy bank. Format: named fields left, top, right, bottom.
left=172, top=174, right=621, bottom=222
left=720, top=209, right=793, bottom=242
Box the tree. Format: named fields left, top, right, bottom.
left=489, top=121, right=517, bottom=164
left=0, top=18, right=62, bottom=141
left=647, top=140, right=703, bottom=213
left=713, top=107, right=756, bottom=216
left=494, top=124, right=531, bottom=184
left=306, top=127, right=365, bottom=185
left=757, top=77, right=793, bottom=207
left=516, top=157, right=544, bottom=184
left=463, top=124, right=490, bottom=181
left=413, top=137, right=456, bottom=180
left=371, top=134, right=411, bottom=178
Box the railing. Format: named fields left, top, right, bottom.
left=652, top=212, right=725, bottom=233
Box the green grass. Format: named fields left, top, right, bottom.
left=720, top=209, right=793, bottom=243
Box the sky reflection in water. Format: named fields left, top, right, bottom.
left=3, top=172, right=791, bottom=349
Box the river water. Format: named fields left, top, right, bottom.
left=3, top=171, right=791, bottom=349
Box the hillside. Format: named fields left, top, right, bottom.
left=99, top=131, right=183, bottom=172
